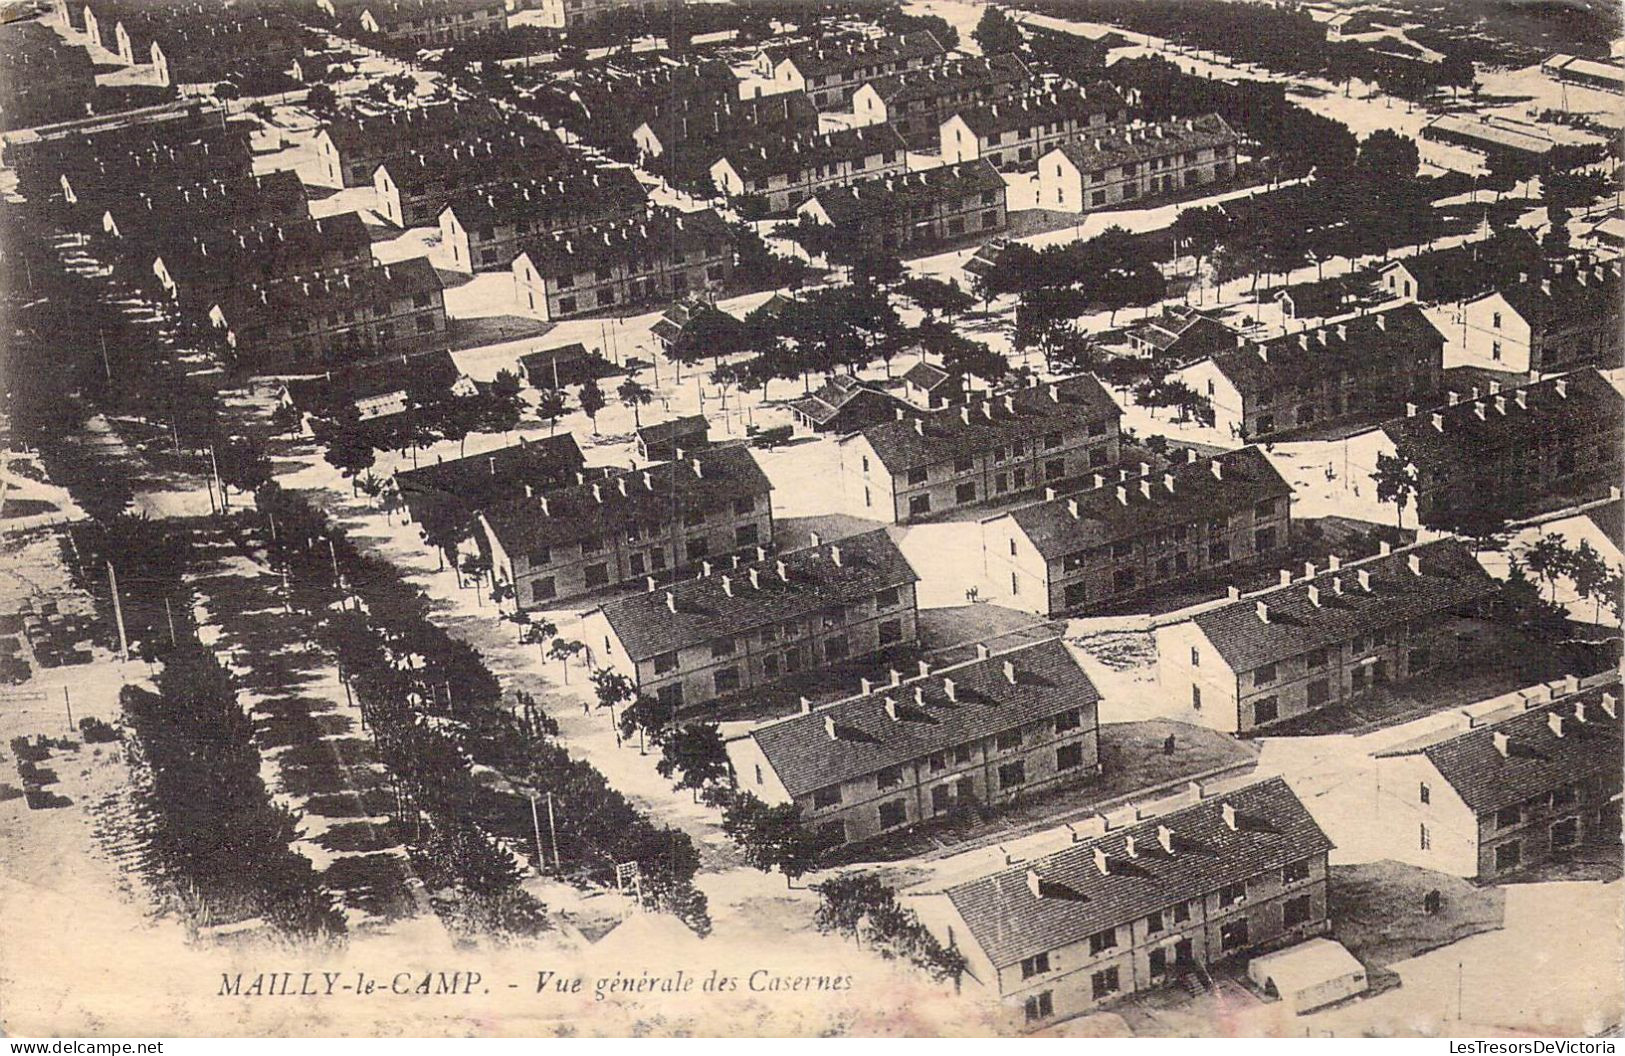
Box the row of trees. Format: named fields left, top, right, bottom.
left=255, top=484, right=713, bottom=935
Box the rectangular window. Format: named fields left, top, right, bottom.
left=1091, top=967, right=1120, bottom=1000
left=878, top=799, right=907, bottom=829
left=1023, top=991, right=1053, bottom=1023
left=875, top=587, right=900, bottom=609
left=1283, top=894, right=1313, bottom=929
left=583, top=563, right=609, bottom=588
left=735, top=523, right=759, bottom=547
left=813, top=785, right=841, bottom=809
left=1146, top=910, right=1164, bottom=934
left=996, top=729, right=1023, bottom=752
left=530, top=577, right=556, bottom=603
left=1219, top=919, right=1249, bottom=951
left=876, top=766, right=902, bottom=790
left=824, top=636, right=849, bottom=662
left=1054, top=709, right=1081, bottom=733
left=1420, top=822, right=1430, bottom=850
left=998, top=760, right=1026, bottom=789
left=1089, top=927, right=1117, bottom=955
left=1420, top=782, right=1430, bottom=805
left=953, top=456, right=974, bottom=473
left=955, top=482, right=977, bottom=504
left=1191, top=684, right=1202, bottom=711
left=712, top=638, right=735, bottom=658
left=1173, top=902, right=1191, bottom=923
left=878, top=619, right=903, bottom=645
left=686, top=537, right=709, bottom=562
left=1254, top=663, right=1277, bottom=687
left=1308, top=648, right=1328, bottom=669
left=1551, top=816, right=1579, bottom=848
left=653, top=651, right=677, bottom=674
left=1495, top=841, right=1521, bottom=872
left=1218, top=881, right=1246, bottom=907
left=907, top=467, right=928, bottom=485
left=714, top=666, right=741, bottom=694
left=1308, top=679, right=1330, bottom=707
left=1253, top=696, right=1278, bottom=725
left=1019, top=952, right=1050, bottom=979
left=1496, top=806, right=1522, bottom=830
left=733, top=496, right=755, bottom=515
left=1057, top=743, right=1083, bottom=771
left=1282, top=858, right=1311, bottom=885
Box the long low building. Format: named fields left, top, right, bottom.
left=438, top=167, right=647, bottom=273
left=1374, top=674, right=1621, bottom=880
left=728, top=638, right=1100, bottom=849
left=980, top=446, right=1291, bottom=618
left=393, top=434, right=588, bottom=532
left=907, top=777, right=1334, bottom=1027
left=940, top=85, right=1131, bottom=171
left=709, top=125, right=908, bottom=216
left=583, top=528, right=919, bottom=712
left=1155, top=539, right=1500, bottom=735
left=149, top=212, right=372, bottom=312
left=1039, top=115, right=1238, bottom=214
left=796, top=160, right=1007, bottom=255
left=511, top=208, right=734, bottom=322
left=837, top=375, right=1123, bottom=525
left=477, top=444, right=774, bottom=609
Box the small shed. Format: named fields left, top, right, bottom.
left=636, top=414, right=709, bottom=461
left=1247, top=938, right=1367, bottom=1014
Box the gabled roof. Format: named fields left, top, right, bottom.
left=650, top=299, right=746, bottom=346
left=598, top=528, right=916, bottom=661
left=801, top=160, right=1005, bottom=227
left=479, top=445, right=772, bottom=558
left=742, top=638, right=1097, bottom=798
left=1204, top=305, right=1443, bottom=396
left=1584, top=499, right=1623, bottom=548
left=790, top=375, right=911, bottom=427
left=860, top=53, right=1031, bottom=106
left=1379, top=680, right=1622, bottom=814
left=1476, top=259, right=1622, bottom=331
left=514, top=208, right=731, bottom=281
left=636, top=414, right=708, bottom=446
left=902, top=360, right=951, bottom=391
left=1187, top=539, right=1496, bottom=673
left=716, top=124, right=906, bottom=181
left=1002, top=447, right=1290, bottom=561
left=1129, top=305, right=1235, bottom=357
left=321, top=100, right=506, bottom=155
left=380, top=131, right=578, bottom=195
left=845, top=375, right=1121, bottom=474
left=213, top=255, right=442, bottom=327
left=638, top=91, right=819, bottom=149
left=1381, top=229, right=1542, bottom=303
left=1051, top=114, right=1236, bottom=173
left=1424, top=114, right=1554, bottom=155
left=940, top=777, right=1333, bottom=968
left=950, top=84, right=1129, bottom=138
left=771, top=31, right=945, bottom=79
left=108, top=169, right=310, bottom=244
left=154, top=212, right=371, bottom=286
left=1381, top=367, right=1623, bottom=467
left=282, top=349, right=461, bottom=407
left=441, top=168, right=645, bottom=238
left=394, top=435, right=586, bottom=511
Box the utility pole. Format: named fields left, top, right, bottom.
left=164, top=596, right=177, bottom=646
left=208, top=444, right=224, bottom=511
left=546, top=790, right=561, bottom=872
left=528, top=792, right=546, bottom=873
left=328, top=538, right=340, bottom=586
left=106, top=562, right=129, bottom=663
left=98, top=328, right=111, bottom=381
left=63, top=686, right=73, bottom=732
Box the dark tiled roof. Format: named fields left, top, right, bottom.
left=381, top=131, right=578, bottom=195
left=940, top=777, right=1333, bottom=968
left=1129, top=306, right=1234, bottom=357
left=1053, top=113, right=1236, bottom=172
left=1584, top=500, right=1623, bottom=549
left=322, top=100, right=506, bottom=154
left=745, top=638, right=1096, bottom=798
left=441, top=167, right=644, bottom=234
left=770, top=31, right=945, bottom=79
left=717, top=124, right=906, bottom=181
left=847, top=375, right=1121, bottom=474
left=154, top=212, right=371, bottom=286
left=282, top=349, right=461, bottom=406
left=1207, top=305, right=1443, bottom=395
left=394, top=435, right=586, bottom=510
left=636, top=414, right=708, bottom=446
left=862, top=53, right=1031, bottom=106
left=1188, top=539, right=1496, bottom=673
left=1381, top=368, right=1623, bottom=467
left=517, top=343, right=591, bottom=382
left=790, top=375, right=912, bottom=427
left=213, top=255, right=442, bottom=327
left=110, top=170, right=310, bottom=243
left=1382, top=229, right=1541, bottom=303
left=479, top=445, right=772, bottom=558
left=514, top=208, right=731, bottom=281
left=1386, top=681, right=1622, bottom=814
left=951, top=84, right=1128, bottom=137
left=649, top=299, right=746, bottom=346
left=802, top=160, right=1005, bottom=227
left=599, top=527, right=916, bottom=660
left=1487, top=259, right=1622, bottom=332
left=902, top=361, right=950, bottom=391
left=1002, top=447, right=1290, bottom=561
left=639, top=91, right=819, bottom=149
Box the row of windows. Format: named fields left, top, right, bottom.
left=816, top=738, right=1090, bottom=811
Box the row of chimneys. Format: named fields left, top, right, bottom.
left=1025, top=791, right=1253, bottom=895
left=1250, top=543, right=1421, bottom=623
left=1492, top=691, right=1618, bottom=755
left=814, top=644, right=1022, bottom=735
left=1414, top=378, right=1568, bottom=430
left=1050, top=452, right=1226, bottom=515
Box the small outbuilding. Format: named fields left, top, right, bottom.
left=1247, top=938, right=1367, bottom=1014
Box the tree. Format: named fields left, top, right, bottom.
left=535, top=387, right=568, bottom=435
left=1171, top=204, right=1232, bottom=286
left=305, top=83, right=338, bottom=115
left=479, top=369, right=525, bottom=438
left=215, top=437, right=273, bottom=501
left=618, top=694, right=670, bottom=752
left=1524, top=535, right=1573, bottom=603
left=577, top=379, right=605, bottom=434
left=546, top=637, right=585, bottom=685
left=214, top=81, right=241, bottom=101
left=656, top=722, right=730, bottom=797
left=1372, top=450, right=1417, bottom=528
left=972, top=6, right=1024, bottom=56
left=616, top=375, right=654, bottom=428
left=720, top=792, right=820, bottom=888
left=589, top=667, right=637, bottom=744
left=518, top=615, right=558, bottom=661
left=1566, top=539, right=1613, bottom=625
left=317, top=409, right=376, bottom=490
left=898, top=276, right=975, bottom=320
left=1439, top=51, right=1475, bottom=99
left=1352, top=129, right=1420, bottom=187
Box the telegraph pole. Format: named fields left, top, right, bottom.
left=106, top=562, right=129, bottom=663
left=528, top=792, right=547, bottom=874
left=546, top=791, right=561, bottom=872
